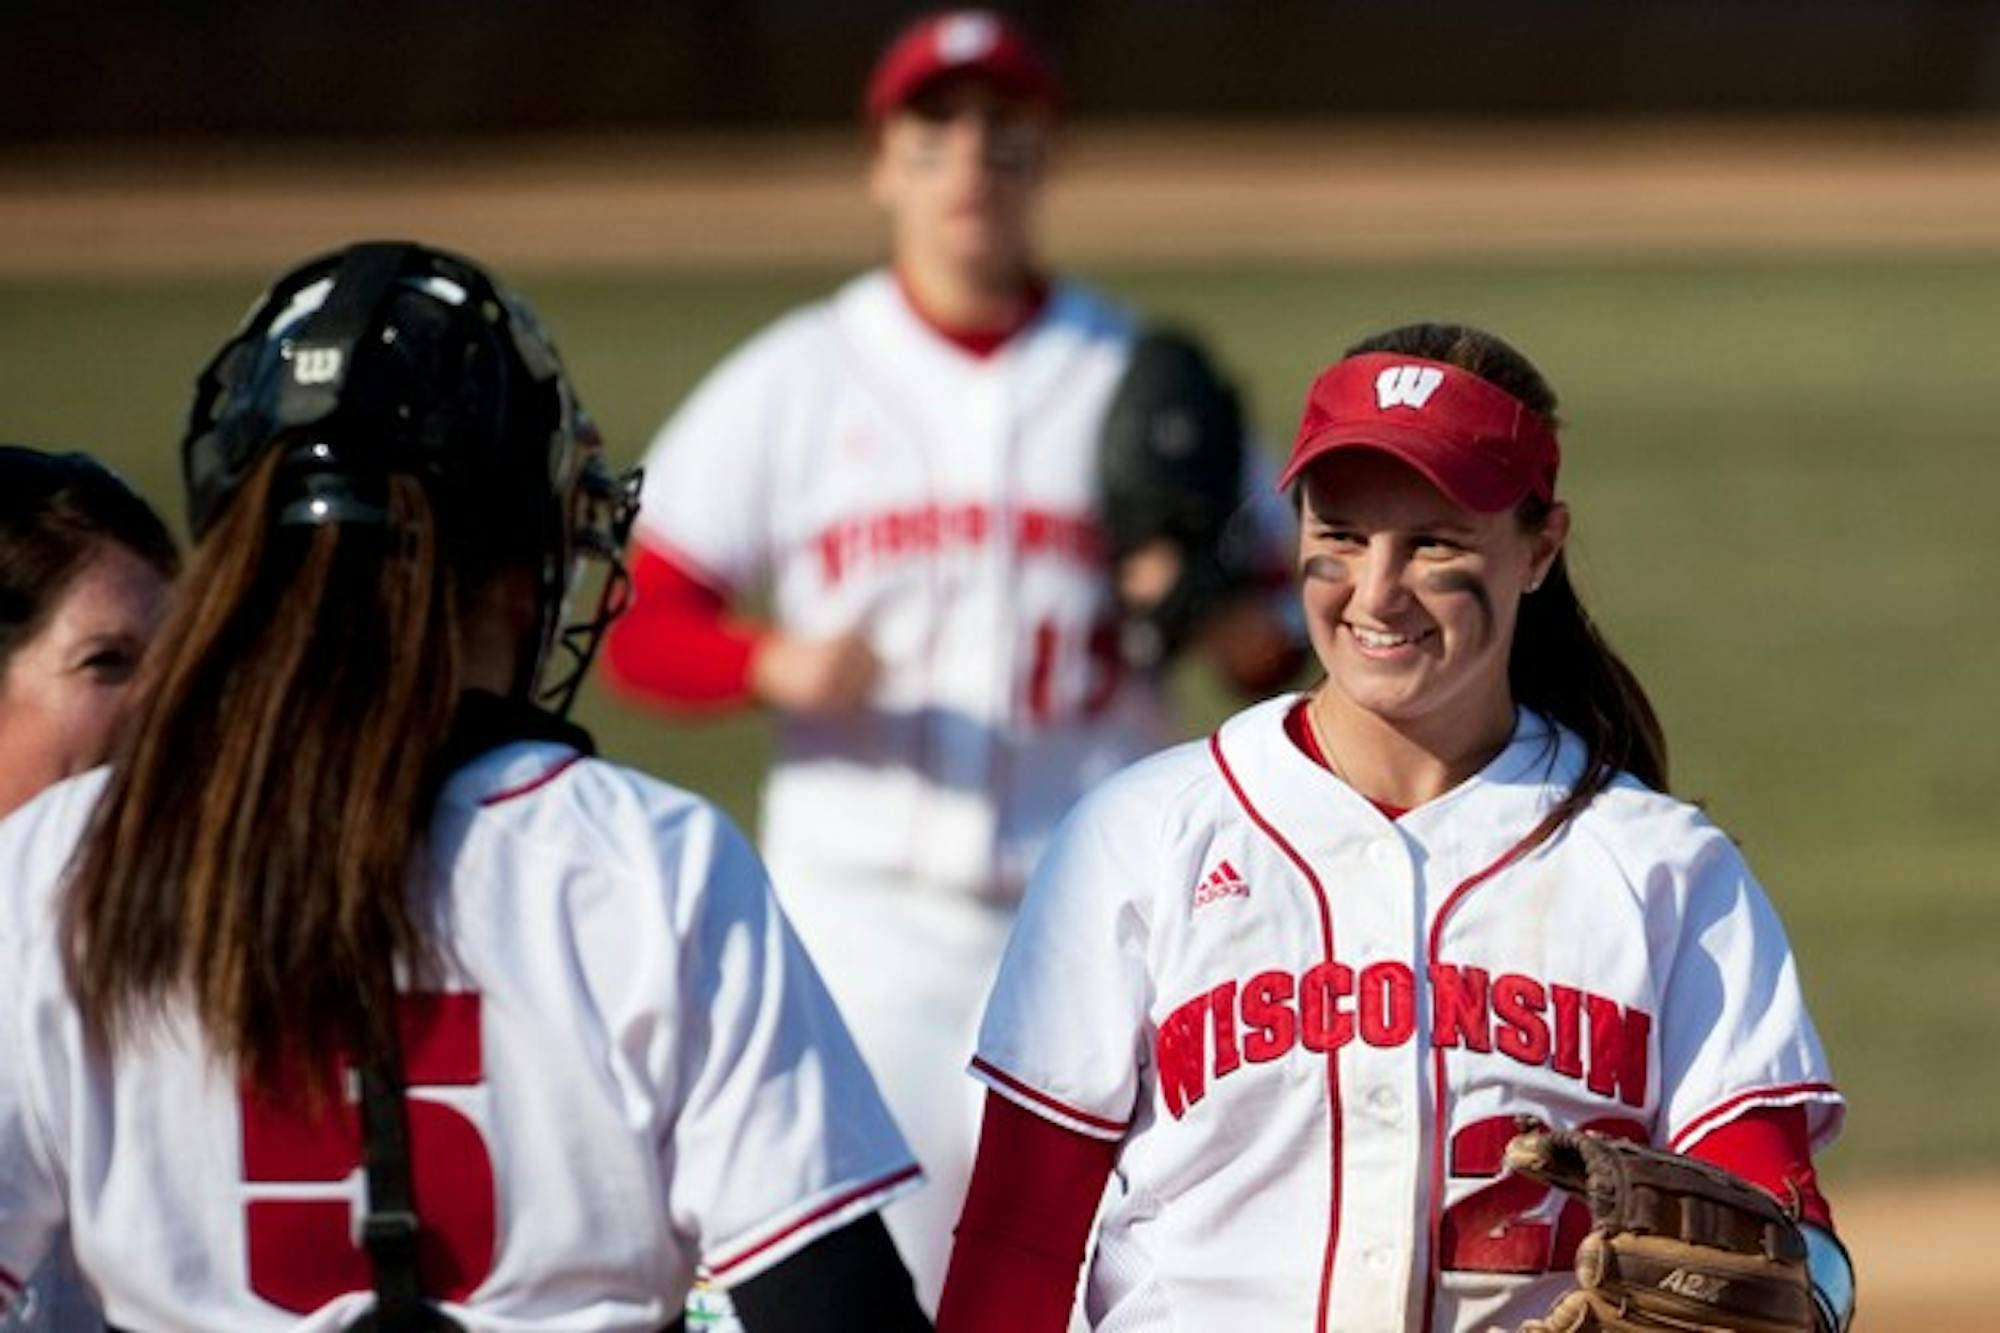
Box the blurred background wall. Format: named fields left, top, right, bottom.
left=7, top=0, right=2000, bottom=142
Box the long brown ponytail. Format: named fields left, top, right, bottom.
left=61, top=449, right=462, bottom=1091
left=1344, top=323, right=1669, bottom=832
left=60, top=243, right=631, bottom=1103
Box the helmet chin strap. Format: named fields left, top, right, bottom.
left=445, top=563, right=553, bottom=708
left=510, top=617, right=555, bottom=709
left=514, top=542, right=567, bottom=705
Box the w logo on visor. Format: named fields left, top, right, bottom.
left=1375, top=364, right=1444, bottom=411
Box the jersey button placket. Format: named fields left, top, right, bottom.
left=1326, top=828, right=1424, bottom=1332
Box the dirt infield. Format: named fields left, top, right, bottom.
left=1, top=119, right=1992, bottom=1329
left=1825, top=1173, right=1993, bottom=1330
left=4, top=121, right=2000, bottom=277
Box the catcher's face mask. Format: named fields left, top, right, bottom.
left=535, top=415, right=641, bottom=719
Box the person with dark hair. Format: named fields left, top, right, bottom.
left=0, top=243, right=929, bottom=1332
left=0, top=447, right=177, bottom=822
left=938, top=324, right=1854, bottom=1332
left=0, top=448, right=176, bottom=1333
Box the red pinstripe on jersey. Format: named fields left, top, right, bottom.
left=0, top=1265, right=22, bottom=1299
left=970, top=1056, right=1129, bottom=1136
left=1420, top=820, right=1556, bottom=1331
left=477, top=751, right=585, bottom=807
left=1669, top=1081, right=1841, bottom=1152
left=706, top=1163, right=923, bottom=1278
left=1209, top=730, right=1342, bottom=1333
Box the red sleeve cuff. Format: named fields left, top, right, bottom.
left=1682, top=1103, right=1834, bottom=1231
left=604, top=544, right=764, bottom=711
left=937, top=1091, right=1116, bottom=1333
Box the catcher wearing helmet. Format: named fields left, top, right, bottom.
left=0, top=242, right=928, bottom=1332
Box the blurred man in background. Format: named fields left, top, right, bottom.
left=608, top=10, right=1296, bottom=1313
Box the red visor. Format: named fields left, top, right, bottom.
left=865, top=9, right=1060, bottom=121
left=1278, top=353, right=1560, bottom=512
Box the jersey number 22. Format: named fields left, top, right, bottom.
left=1439, top=1112, right=1646, bottom=1273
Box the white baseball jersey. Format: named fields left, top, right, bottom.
left=972, top=694, right=1844, bottom=1333
left=636, top=267, right=1282, bottom=899
left=0, top=743, right=919, bottom=1332
left=636, top=268, right=1292, bottom=1317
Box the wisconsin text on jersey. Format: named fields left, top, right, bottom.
left=812, top=501, right=1105, bottom=585
left=1155, top=962, right=1651, bottom=1120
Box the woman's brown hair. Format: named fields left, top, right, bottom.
left=1343, top=322, right=1669, bottom=834
left=55, top=244, right=621, bottom=1102
left=60, top=450, right=462, bottom=1092
left=0, top=446, right=180, bottom=677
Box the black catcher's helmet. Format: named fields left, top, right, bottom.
left=181, top=241, right=638, bottom=716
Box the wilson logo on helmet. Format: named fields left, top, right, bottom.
left=1374, top=364, right=1444, bottom=411
left=291, top=345, right=344, bottom=386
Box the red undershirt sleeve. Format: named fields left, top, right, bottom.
left=603, top=544, right=766, bottom=711
left=935, top=1100, right=1830, bottom=1333
left=936, top=1091, right=1118, bottom=1333
left=1681, top=1104, right=1834, bottom=1232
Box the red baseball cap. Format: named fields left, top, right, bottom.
left=1278, top=353, right=1561, bottom=512
left=864, top=9, right=1061, bottom=122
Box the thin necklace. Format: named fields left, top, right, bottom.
left=1304, top=694, right=1351, bottom=785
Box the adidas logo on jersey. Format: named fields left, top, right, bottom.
left=1193, top=859, right=1249, bottom=909
left=1375, top=364, right=1444, bottom=411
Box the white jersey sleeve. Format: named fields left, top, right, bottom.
left=633, top=306, right=828, bottom=593
left=970, top=748, right=1204, bottom=1141
left=1648, top=810, right=1845, bottom=1151
left=0, top=1001, right=59, bottom=1311
left=0, top=780, right=98, bottom=1306
left=659, top=803, right=923, bottom=1282
left=0, top=754, right=919, bottom=1329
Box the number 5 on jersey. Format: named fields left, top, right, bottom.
left=239, top=993, right=496, bottom=1312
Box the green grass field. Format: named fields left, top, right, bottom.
left=3, top=255, right=1994, bottom=1181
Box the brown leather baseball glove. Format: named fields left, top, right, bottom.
left=1506, top=1128, right=1820, bottom=1333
